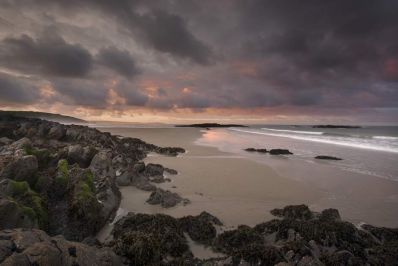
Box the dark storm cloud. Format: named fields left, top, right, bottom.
left=0, top=31, right=93, bottom=77
left=1, top=0, right=398, bottom=120
left=51, top=79, right=108, bottom=108
left=113, top=80, right=149, bottom=106
left=0, top=72, right=40, bottom=104
left=17, top=0, right=213, bottom=65
left=97, top=47, right=139, bottom=79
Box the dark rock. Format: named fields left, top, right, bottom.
left=315, top=155, right=343, bottom=160
left=146, top=188, right=187, bottom=208
left=271, top=205, right=313, bottom=220
left=319, top=208, right=341, bottom=222
left=115, top=171, right=133, bottom=186
left=133, top=162, right=145, bottom=173
left=361, top=224, right=398, bottom=243
left=0, top=229, right=123, bottom=265
left=176, top=123, right=247, bottom=128
left=244, top=148, right=268, bottom=153
left=179, top=211, right=222, bottom=244
left=154, top=190, right=186, bottom=206
left=149, top=175, right=166, bottom=183
left=269, top=149, right=293, bottom=155
left=0, top=155, right=38, bottom=186
left=164, top=168, right=178, bottom=175
left=132, top=176, right=156, bottom=191
left=47, top=125, right=66, bottom=140
left=112, top=213, right=190, bottom=260
left=144, top=163, right=164, bottom=176
left=9, top=137, right=32, bottom=151
left=67, top=145, right=97, bottom=167
left=89, top=151, right=115, bottom=178
left=0, top=198, right=38, bottom=229
left=156, top=147, right=186, bottom=156
left=0, top=179, right=46, bottom=229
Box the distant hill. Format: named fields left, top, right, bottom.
left=176, top=123, right=247, bottom=128
left=0, top=111, right=87, bottom=124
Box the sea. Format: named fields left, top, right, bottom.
left=90, top=122, right=398, bottom=182
left=205, top=125, right=398, bottom=181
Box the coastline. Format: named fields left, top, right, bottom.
left=1, top=118, right=398, bottom=265
left=99, top=127, right=398, bottom=228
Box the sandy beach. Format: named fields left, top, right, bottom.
left=100, top=127, right=398, bottom=228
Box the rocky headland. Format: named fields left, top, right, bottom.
left=176, top=123, right=247, bottom=128
left=0, top=116, right=397, bottom=265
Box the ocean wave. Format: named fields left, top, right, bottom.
left=373, top=136, right=398, bottom=140
left=229, top=128, right=398, bottom=154
left=261, top=128, right=323, bottom=135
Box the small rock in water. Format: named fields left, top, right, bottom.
left=315, top=155, right=342, bottom=160
left=269, top=149, right=293, bottom=155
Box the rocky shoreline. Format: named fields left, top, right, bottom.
left=0, top=116, right=397, bottom=265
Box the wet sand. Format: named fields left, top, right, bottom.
left=95, top=126, right=398, bottom=258
left=99, top=127, right=398, bottom=228
left=101, top=128, right=398, bottom=227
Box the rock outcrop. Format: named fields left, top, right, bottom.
left=0, top=229, right=124, bottom=265
left=0, top=116, right=185, bottom=242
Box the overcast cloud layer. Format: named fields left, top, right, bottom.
left=0, top=0, right=397, bottom=123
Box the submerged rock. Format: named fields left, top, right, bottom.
left=315, top=155, right=343, bottom=160
left=244, top=148, right=268, bottom=153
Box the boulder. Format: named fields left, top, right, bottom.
left=146, top=188, right=188, bottom=208
left=132, top=176, right=156, bottom=191
left=47, top=125, right=66, bottom=140
left=89, top=151, right=115, bottom=178
left=144, top=163, right=164, bottom=177
left=9, top=137, right=31, bottom=151
left=115, top=171, right=133, bottom=186
left=0, top=155, right=38, bottom=186
left=0, top=198, right=38, bottom=229
left=179, top=211, right=222, bottom=244
left=67, top=145, right=97, bottom=167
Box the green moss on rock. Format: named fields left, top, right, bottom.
left=6, top=180, right=48, bottom=229
left=55, top=159, right=69, bottom=188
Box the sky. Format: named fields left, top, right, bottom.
left=0, top=0, right=398, bottom=124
